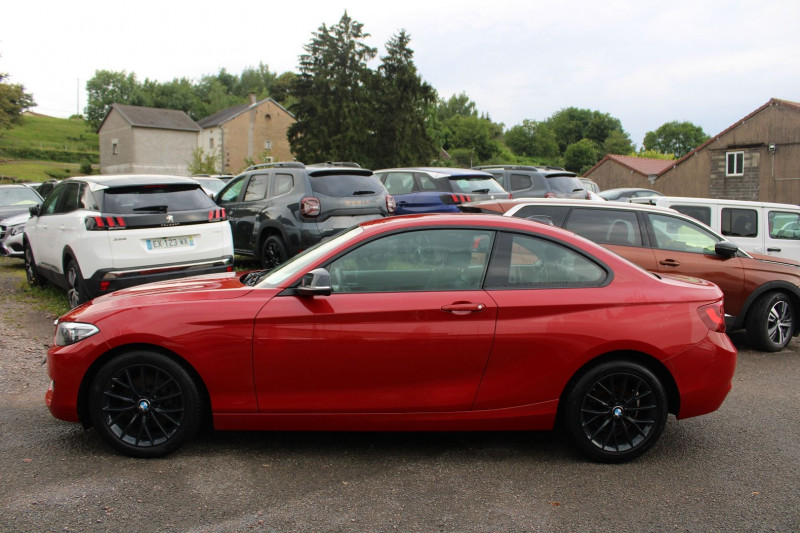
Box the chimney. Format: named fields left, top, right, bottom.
left=249, top=92, right=257, bottom=106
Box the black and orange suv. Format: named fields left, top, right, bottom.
left=461, top=197, right=800, bottom=352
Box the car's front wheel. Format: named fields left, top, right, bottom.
left=88, top=351, right=203, bottom=458
left=563, top=361, right=668, bottom=463
left=260, top=235, right=288, bottom=270
left=24, top=242, right=42, bottom=287
left=65, top=259, right=89, bottom=308
left=746, top=291, right=794, bottom=352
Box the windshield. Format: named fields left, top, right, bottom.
left=547, top=175, right=586, bottom=194
left=257, top=226, right=364, bottom=287
left=0, top=187, right=41, bottom=207
left=448, top=177, right=506, bottom=194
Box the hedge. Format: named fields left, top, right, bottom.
left=0, top=146, right=99, bottom=164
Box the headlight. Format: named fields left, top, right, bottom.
left=9, top=224, right=25, bottom=236
left=55, top=321, right=100, bottom=346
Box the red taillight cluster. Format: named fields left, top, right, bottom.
left=208, top=208, right=227, bottom=221
left=698, top=302, right=726, bottom=332
left=301, top=197, right=321, bottom=217
left=440, top=194, right=473, bottom=205
left=85, top=216, right=127, bottom=230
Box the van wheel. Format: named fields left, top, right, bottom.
left=66, top=260, right=89, bottom=308
left=746, top=291, right=794, bottom=352
left=260, top=235, right=287, bottom=270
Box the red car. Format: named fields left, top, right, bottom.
left=45, top=214, right=736, bottom=462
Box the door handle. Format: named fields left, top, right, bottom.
left=767, top=247, right=782, bottom=252
left=659, top=259, right=680, bottom=267
left=441, top=302, right=486, bottom=315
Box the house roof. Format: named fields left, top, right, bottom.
left=100, top=104, right=200, bottom=133
left=583, top=154, right=674, bottom=178
left=196, top=97, right=295, bottom=129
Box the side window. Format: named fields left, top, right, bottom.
left=672, top=205, right=712, bottom=226
left=509, top=173, right=532, bottom=191
left=273, top=173, right=294, bottom=197
left=80, top=184, right=99, bottom=211
left=530, top=175, right=548, bottom=195
left=243, top=174, right=269, bottom=202
left=721, top=208, right=757, bottom=238
left=726, top=151, right=744, bottom=176
left=383, top=172, right=415, bottom=195
left=328, top=229, right=494, bottom=293
left=513, top=205, right=570, bottom=227
left=485, top=232, right=607, bottom=289
left=218, top=176, right=246, bottom=203
left=769, top=210, right=800, bottom=240
left=564, top=208, right=642, bottom=247
left=647, top=213, right=719, bottom=254
left=39, top=184, right=66, bottom=216
left=59, top=183, right=81, bottom=213
left=417, top=174, right=441, bottom=192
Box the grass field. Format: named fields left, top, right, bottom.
left=0, top=256, right=70, bottom=318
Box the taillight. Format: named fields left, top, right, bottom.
left=301, top=197, right=321, bottom=217
left=440, top=194, right=473, bottom=205
left=544, top=192, right=556, bottom=198
left=85, top=216, right=127, bottom=230
left=208, top=208, right=227, bottom=221
left=698, top=302, right=726, bottom=332
left=386, top=194, right=396, bottom=214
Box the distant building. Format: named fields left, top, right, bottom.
left=583, top=154, right=674, bottom=191
left=97, top=97, right=296, bottom=176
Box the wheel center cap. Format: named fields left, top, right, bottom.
left=612, top=406, right=624, bottom=418
left=138, top=399, right=151, bottom=413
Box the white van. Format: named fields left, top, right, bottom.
left=630, top=196, right=800, bottom=262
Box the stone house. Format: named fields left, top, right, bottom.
left=97, top=104, right=200, bottom=175
left=197, top=95, right=296, bottom=174
left=582, top=154, right=674, bottom=191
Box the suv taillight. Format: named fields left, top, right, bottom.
left=208, top=208, right=227, bottom=221
left=440, top=194, right=472, bottom=205
left=301, top=197, right=321, bottom=217
left=698, top=302, right=726, bottom=332
left=85, top=216, right=127, bottom=230
left=386, top=194, right=396, bottom=214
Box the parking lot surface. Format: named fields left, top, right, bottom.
left=0, top=271, right=798, bottom=532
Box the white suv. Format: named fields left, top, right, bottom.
left=24, top=175, right=234, bottom=308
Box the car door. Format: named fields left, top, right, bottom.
left=765, top=207, right=800, bottom=261
left=251, top=227, right=498, bottom=413
left=27, top=182, right=80, bottom=277
left=217, top=174, right=269, bottom=252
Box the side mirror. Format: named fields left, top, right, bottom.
left=296, top=268, right=332, bottom=296
left=29, top=205, right=41, bottom=217
left=715, top=240, right=739, bottom=258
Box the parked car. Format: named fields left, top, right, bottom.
left=598, top=188, right=663, bottom=202
left=45, top=213, right=735, bottom=462
left=191, top=176, right=227, bottom=198
left=630, top=196, right=800, bottom=263
left=24, top=175, right=234, bottom=308
left=472, top=165, right=590, bottom=199
left=0, top=212, right=30, bottom=258
left=216, top=162, right=394, bottom=269
left=0, top=184, right=43, bottom=219
left=579, top=177, right=600, bottom=193
left=374, top=167, right=509, bottom=214
left=461, top=197, right=800, bottom=351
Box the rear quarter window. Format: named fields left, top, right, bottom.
left=672, top=205, right=712, bottom=226
left=100, top=184, right=215, bottom=213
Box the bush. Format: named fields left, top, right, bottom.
left=79, top=160, right=93, bottom=175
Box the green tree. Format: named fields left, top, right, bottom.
left=288, top=12, right=377, bottom=164
left=643, top=121, right=709, bottom=158
left=564, top=139, right=598, bottom=174
left=84, top=70, right=144, bottom=129
left=269, top=72, right=297, bottom=107
left=602, top=130, right=635, bottom=156
left=546, top=107, right=632, bottom=155
left=0, top=72, right=35, bottom=130
left=444, top=115, right=503, bottom=163
left=372, top=30, right=438, bottom=168
left=187, top=147, right=221, bottom=175
left=438, top=92, right=478, bottom=121
left=504, top=119, right=559, bottom=160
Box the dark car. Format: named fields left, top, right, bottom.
left=462, top=197, right=800, bottom=352
left=374, top=167, right=510, bottom=214
left=216, top=162, right=394, bottom=269
left=598, top=188, right=663, bottom=202
left=473, top=165, right=590, bottom=199
left=45, top=213, right=735, bottom=462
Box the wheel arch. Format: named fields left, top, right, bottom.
left=76, top=343, right=213, bottom=431
left=556, top=350, right=680, bottom=425
left=736, top=281, right=800, bottom=334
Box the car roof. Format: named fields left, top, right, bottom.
left=463, top=197, right=690, bottom=217
left=630, top=195, right=800, bottom=210
left=375, top=167, right=494, bottom=178
left=63, top=175, right=202, bottom=189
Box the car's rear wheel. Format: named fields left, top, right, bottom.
left=260, top=235, right=287, bottom=270
left=88, top=351, right=203, bottom=458
left=563, top=361, right=668, bottom=463
left=24, top=242, right=43, bottom=287
left=65, top=259, right=89, bottom=308
left=746, top=291, right=794, bottom=352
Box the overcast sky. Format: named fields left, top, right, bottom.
left=3, top=0, right=800, bottom=147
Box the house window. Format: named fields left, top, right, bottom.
left=264, top=140, right=272, bottom=150
left=112, top=139, right=118, bottom=156
left=209, top=138, right=214, bottom=150
left=726, top=151, right=744, bottom=176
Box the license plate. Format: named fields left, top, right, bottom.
left=146, top=236, right=195, bottom=250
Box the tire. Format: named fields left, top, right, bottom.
left=65, top=259, right=89, bottom=309
left=24, top=242, right=43, bottom=287
left=260, top=235, right=288, bottom=270
left=88, top=351, right=203, bottom=458
left=563, top=361, right=668, bottom=463
left=746, top=291, right=794, bottom=352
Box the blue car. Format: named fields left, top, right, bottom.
left=374, top=167, right=510, bottom=214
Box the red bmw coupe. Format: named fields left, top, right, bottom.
left=45, top=213, right=736, bottom=462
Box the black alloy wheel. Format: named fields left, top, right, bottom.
left=24, top=243, right=42, bottom=286
left=260, top=235, right=288, bottom=270
left=88, top=351, right=202, bottom=458
left=564, top=361, right=667, bottom=463
left=746, top=291, right=794, bottom=352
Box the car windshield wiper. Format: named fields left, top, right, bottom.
left=352, top=190, right=375, bottom=196
left=471, top=189, right=490, bottom=194
left=133, top=205, right=169, bottom=212
left=241, top=270, right=269, bottom=286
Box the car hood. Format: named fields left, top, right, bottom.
left=0, top=205, right=34, bottom=219
left=748, top=251, right=800, bottom=268
left=0, top=212, right=30, bottom=225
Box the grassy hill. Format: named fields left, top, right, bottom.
left=0, top=114, right=99, bottom=182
